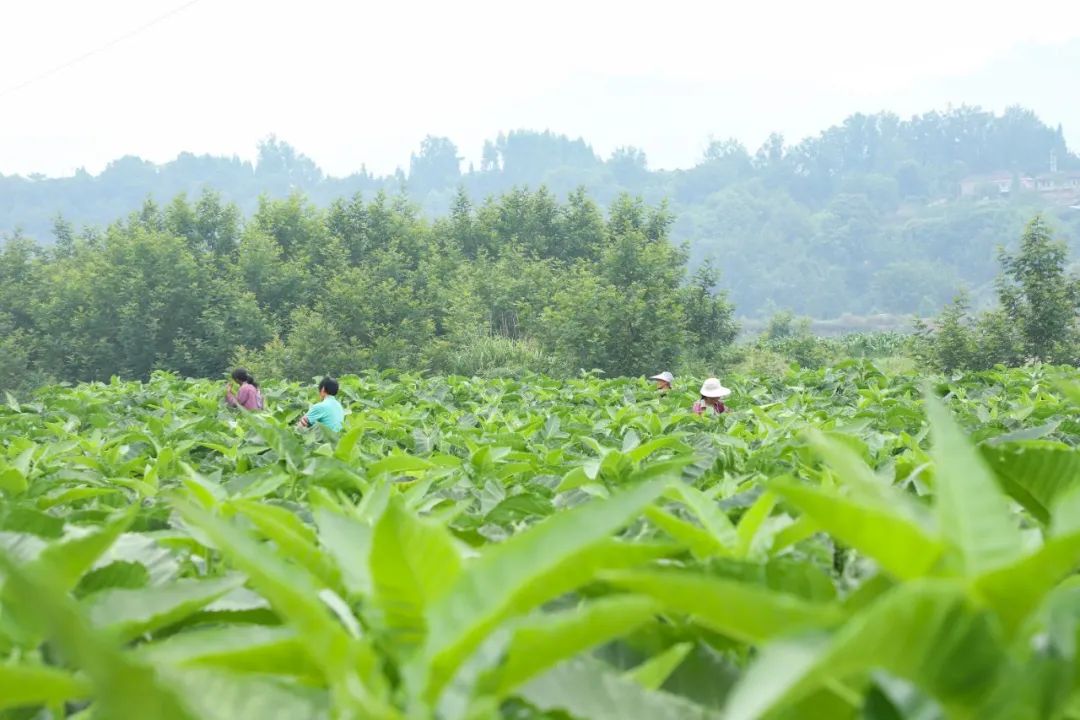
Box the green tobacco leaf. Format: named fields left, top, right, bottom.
left=603, top=569, right=843, bottom=644
left=926, top=394, right=1023, bottom=576
left=0, top=466, right=28, bottom=495
left=75, top=560, right=151, bottom=598
left=232, top=500, right=341, bottom=591
left=368, top=454, right=435, bottom=478
left=645, top=506, right=729, bottom=559
left=725, top=580, right=1006, bottom=720
left=974, top=525, right=1080, bottom=636
left=414, top=480, right=666, bottom=704
left=371, top=496, right=462, bottom=649
left=85, top=575, right=243, bottom=642
left=623, top=642, right=694, bottom=691
left=0, top=548, right=196, bottom=720
left=519, top=657, right=721, bottom=720
left=664, top=484, right=738, bottom=551
left=174, top=500, right=396, bottom=719
left=807, top=430, right=930, bottom=525
left=771, top=479, right=943, bottom=580
left=495, top=595, right=660, bottom=695
left=734, top=491, right=778, bottom=559
left=160, top=668, right=330, bottom=720
left=980, top=441, right=1080, bottom=525
left=35, top=507, right=137, bottom=591
left=314, top=506, right=373, bottom=599
left=0, top=663, right=91, bottom=710
left=137, top=626, right=318, bottom=679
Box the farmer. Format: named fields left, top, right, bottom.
left=649, top=371, right=674, bottom=392
left=225, top=368, right=263, bottom=411
left=297, top=376, right=345, bottom=432
left=693, top=377, right=731, bottom=415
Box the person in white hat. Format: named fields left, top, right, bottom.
left=693, top=377, right=731, bottom=415
left=649, top=371, right=674, bottom=392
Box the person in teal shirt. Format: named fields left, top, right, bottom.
left=297, top=377, right=345, bottom=432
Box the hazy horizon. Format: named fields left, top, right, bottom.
left=3, top=0, right=1080, bottom=179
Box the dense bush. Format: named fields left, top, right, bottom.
left=916, top=216, right=1080, bottom=371
left=0, top=189, right=738, bottom=394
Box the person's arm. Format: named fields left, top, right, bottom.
left=225, top=383, right=238, bottom=407
left=298, top=402, right=324, bottom=429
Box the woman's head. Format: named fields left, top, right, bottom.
left=649, top=371, right=674, bottom=391
left=699, top=377, right=730, bottom=401
left=231, top=367, right=256, bottom=386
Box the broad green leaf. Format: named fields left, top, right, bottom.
left=371, top=497, right=462, bottom=648
left=136, top=625, right=318, bottom=678
left=0, top=547, right=196, bottom=720
left=159, top=668, right=330, bottom=720
left=369, top=454, right=434, bottom=478
left=974, top=526, right=1080, bottom=636
left=35, top=507, right=137, bottom=590
left=807, top=430, right=930, bottom=526
left=625, top=436, right=688, bottom=463
left=519, top=657, right=721, bottom=720
left=314, top=506, right=373, bottom=598
left=645, top=506, right=729, bottom=558
left=174, top=500, right=396, bottom=719
left=604, top=569, right=843, bottom=644
left=980, top=441, right=1080, bottom=525
left=75, top=560, right=151, bottom=598
left=734, top=490, right=778, bottom=558
left=495, top=595, right=660, bottom=694
left=664, top=484, right=738, bottom=550
left=85, top=575, right=243, bottom=642
left=643, top=505, right=730, bottom=561
left=335, top=425, right=366, bottom=462
left=623, top=642, right=694, bottom=691
left=771, top=479, right=943, bottom=580
left=0, top=663, right=91, bottom=710
left=725, top=580, right=1006, bottom=720
left=0, top=466, right=28, bottom=495
left=926, top=394, right=1023, bottom=576
left=414, top=480, right=665, bottom=703
left=232, top=500, right=341, bottom=590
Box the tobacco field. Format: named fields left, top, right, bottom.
left=3, top=362, right=1080, bottom=719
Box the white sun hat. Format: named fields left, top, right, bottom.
left=649, top=371, right=674, bottom=384
left=699, top=378, right=731, bottom=398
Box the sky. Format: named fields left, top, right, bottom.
left=1, top=0, right=1079, bottom=178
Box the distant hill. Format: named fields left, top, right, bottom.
left=2, top=105, right=1079, bottom=318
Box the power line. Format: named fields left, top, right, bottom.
left=0, top=0, right=205, bottom=100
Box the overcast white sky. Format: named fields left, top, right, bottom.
left=2, top=0, right=1079, bottom=178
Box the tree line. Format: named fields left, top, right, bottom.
left=915, top=216, right=1080, bottom=371
left=3, top=106, right=1079, bottom=318
left=0, top=188, right=737, bottom=394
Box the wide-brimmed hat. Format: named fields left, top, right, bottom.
left=699, top=378, right=731, bottom=398
left=649, top=371, right=674, bottom=384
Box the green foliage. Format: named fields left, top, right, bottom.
left=919, top=216, right=1080, bottom=371
left=0, top=187, right=740, bottom=393
left=0, top=363, right=1078, bottom=717
left=5, top=106, right=1079, bottom=320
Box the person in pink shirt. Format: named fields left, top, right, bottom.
left=225, top=368, right=264, bottom=411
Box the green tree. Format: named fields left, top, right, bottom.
left=682, top=260, right=738, bottom=356
left=996, top=216, right=1080, bottom=363
left=408, top=136, right=462, bottom=197
left=930, top=293, right=977, bottom=373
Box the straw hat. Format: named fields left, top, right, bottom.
left=699, top=378, right=731, bottom=399
left=649, top=371, right=674, bottom=384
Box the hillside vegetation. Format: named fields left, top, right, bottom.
left=4, top=106, right=1080, bottom=317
